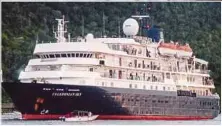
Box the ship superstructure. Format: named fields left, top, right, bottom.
left=3, top=16, right=220, bottom=120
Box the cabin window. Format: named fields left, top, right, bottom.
left=129, top=84, right=132, bottom=88
left=61, top=54, right=66, bottom=57
left=80, top=53, right=83, bottom=57
left=206, top=90, right=208, bottom=96
left=134, top=60, right=137, bottom=68
left=119, top=58, right=122, bottom=66
left=118, top=70, right=122, bottom=79
left=116, top=45, right=120, bottom=50
left=67, top=54, right=71, bottom=57
left=34, top=55, right=40, bottom=58
left=166, top=73, right=170, bottom=79
left=143, top=85, right=146, bottom=89
left=168, top=87, right=170, bottom=91
left=109, top=70, right=113, bottom=78
left=89, top=68, right=93, bottom=72
left=111, top=82, right=114, bottom=87
left=76, top=53, right=79, bottom=57
left=112, top=44, right=116, bottom=50
left=163, top=86, right=165, bottom=91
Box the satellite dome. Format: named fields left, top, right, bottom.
left=85, top=33, right=94, bottom=41
left=123, top=18, right=139, bottom=36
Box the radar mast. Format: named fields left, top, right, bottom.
left=54, top=15, right=69, bottom=43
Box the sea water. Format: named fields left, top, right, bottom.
left=1, top=112, right=221, bottom=125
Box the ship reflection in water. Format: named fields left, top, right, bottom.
left=1, top=112, right=221, bottom=125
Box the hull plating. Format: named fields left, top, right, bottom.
left=2, top=82, right=220, bottom=120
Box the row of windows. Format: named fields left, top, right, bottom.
left=35, top=53, right=93, bottom=59
left=101, top=82, right=172, bottom=91
left=129, top=84, right=171, bottom=91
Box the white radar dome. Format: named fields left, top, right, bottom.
left=85, top=33, right=94, bottom=41
left=123, top=18, right=139, bottom=36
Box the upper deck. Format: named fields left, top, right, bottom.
left=18, top=16, right=217, bottom=97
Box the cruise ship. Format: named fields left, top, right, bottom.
left=2, top=15, right=220, bottom=120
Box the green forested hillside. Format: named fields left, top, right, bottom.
left=2, top=2, right=221, bottom=102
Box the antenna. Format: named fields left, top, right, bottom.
left=103, top=12, right=106, bottom=37
left=131, top=15, right=150, bottom=36
left=68, top=33, right=71, bottom=42
left=55, top=15, right=69, bottom=43
left=36, top=33, right=39, bottom=44
left=82, top=16, right=85, bottom=37
left=118, top=17, right=121, bottom=37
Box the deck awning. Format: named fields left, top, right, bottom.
left=195, top=58, right=208, bottom=65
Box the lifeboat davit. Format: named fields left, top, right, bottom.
left=158, top=42, right=193, bottom=57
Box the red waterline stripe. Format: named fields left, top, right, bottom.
left=97, top=115, right=213, bottom=120
left=22, top=114, right=213, bottom=120
left=22, top=114, right=62, bottom=120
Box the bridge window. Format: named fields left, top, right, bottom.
left=55, top=54, right=60, bottom=58
left=49, top=54, right=55, bottom=58
left=67, top=54, right=71, bottom=57
left=84, top=54, right=87, bottom=57
left=76, top=53, right=79, bottom=57
left=61, top=54, right=66, bottom=57
left=71, top=53, right=75, bottom=57
left=80, top=53, right=83, bottom=57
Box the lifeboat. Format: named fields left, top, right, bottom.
left=158, top=42, right=193, bottom=57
